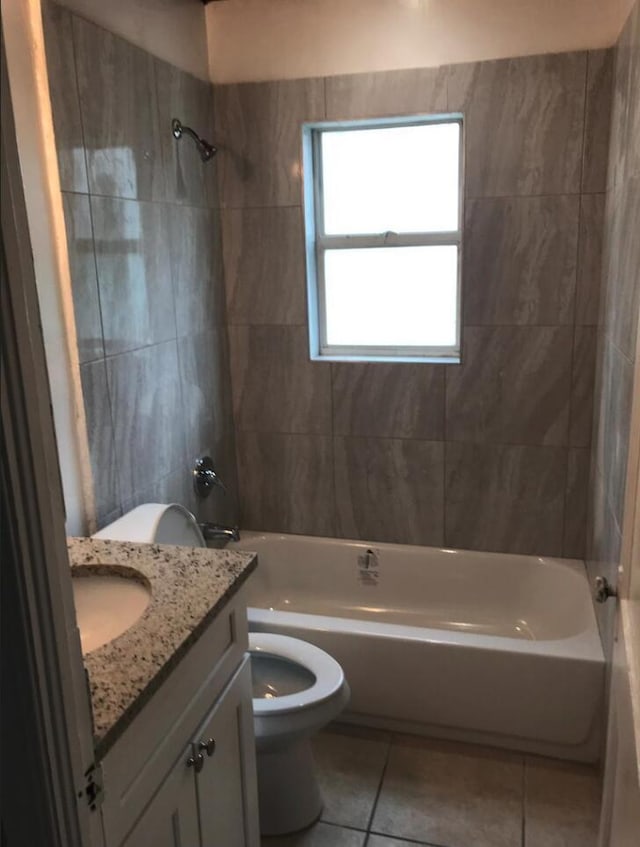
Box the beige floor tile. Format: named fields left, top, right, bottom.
left=524, top=756, right=601, bottom=847
left=367, top=836, right=428, bottom=846
left=371, top=736, right=524, bottom=847
left=312, top=727, right=390, bottom=829
left=262, top=821, right=366, bottom=846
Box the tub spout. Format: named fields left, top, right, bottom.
left=199, top=523, right=240, bottom=544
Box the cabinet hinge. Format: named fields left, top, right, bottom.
left=79, top=762, right=104, bottom=812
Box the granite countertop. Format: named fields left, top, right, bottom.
left=67, top=537, right=257, bottom=759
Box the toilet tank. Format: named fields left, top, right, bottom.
left=93, top=503, right=206, bottom=548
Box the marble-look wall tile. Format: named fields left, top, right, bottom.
left=445, top=443, right=567, bottom=555
left=448, top=52, right=586, bottom=197
left=41, top=1, right=88, bottom=193
left=155, top=59, right=218, bottom=208
left=80, top=360, right=120, bottom=526
left=90, top=196, right=175, bottom=354
left=586, top=471, right=621, bottom=659
left=229, top=325, right=331, bottom=434
left=332, top=363, right=444, bottom=440
left=61, top=192, right=103, bottom=363
left=564, top=448, right=590, bottom=558
left=570, top=327, right=597, bottom=448
left=445, top=327, right=573, bottom=446
left=168, top=204, right=225, bottom=336
left=604, top=175, right=640, bottom=360
left=222, top=206, right=307, bottom=325
left=576, top=194, right=605, bottom=326
left=334, top=437, right=444, bottom=546
left=73, top=15, right=165, bottom=201
left=214, top=78, right=325, bottom=207
left=463, top=195, right=579, bottom=326
left=106, top=341, right=185, bottom=504
left=325, top=67, right=447, bottom=120
left=236, top=431, right=334, bottom=535
left=594, top=339, right=634, bottom=528
left=582, top=50, right=614, bottom=194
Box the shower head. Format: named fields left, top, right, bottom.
left=171, top=118, right=217, bottom=162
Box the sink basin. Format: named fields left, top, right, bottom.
left=72, top=571, right=151, bottom=654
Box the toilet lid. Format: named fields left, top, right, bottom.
left=249, top=633, right=345, bottom=715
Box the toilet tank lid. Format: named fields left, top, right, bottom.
left=92, top=503, right=206, bottom=548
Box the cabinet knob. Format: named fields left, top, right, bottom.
left=186, top=751, right=204, bottom=773
left=199, top=737, right=216, bottom=757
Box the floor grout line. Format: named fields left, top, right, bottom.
left=364, top=733, right=394, bottom=834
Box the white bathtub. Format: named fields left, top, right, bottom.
left=232, top=532, right=605, bottom=762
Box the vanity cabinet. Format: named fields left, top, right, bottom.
left=122, top=660, right=255, bottom=847
left=99, top=589, right=259, bottom=847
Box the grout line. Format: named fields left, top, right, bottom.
left=365, top=733, right=393, bottom=834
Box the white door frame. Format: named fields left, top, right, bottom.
left=1, top=28, right=102, bottom=847
left=598, top=313, right=640, bottom=845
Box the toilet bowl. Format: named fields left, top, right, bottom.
left=93, top=504, right=350, bottom=836
left=249, top=632, right=350, bottom=835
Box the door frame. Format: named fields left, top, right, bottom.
left=1, top=27, right=101, bottom=847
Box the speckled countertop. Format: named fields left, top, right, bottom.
left=67, top=537, right=257, bottom=759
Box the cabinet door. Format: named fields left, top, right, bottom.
left=120, top=744, right=200, bottom=847
left=195, top=659, right=259, bottom=847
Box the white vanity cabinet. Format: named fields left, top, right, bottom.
left=99, top=589, right=259, bottom=847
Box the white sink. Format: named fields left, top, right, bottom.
left=72, top=572, right=151, bottom=655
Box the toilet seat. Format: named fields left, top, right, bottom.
left=249, top=633, right=344, bottom=716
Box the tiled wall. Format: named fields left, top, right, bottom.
left=43, top=1, right=238, bottom=530
left=586, top=0, right=640, bottom=658
left=216, top=51, right=611, bottom=557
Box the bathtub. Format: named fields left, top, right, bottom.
left=232, top=532, right=605, bottom=762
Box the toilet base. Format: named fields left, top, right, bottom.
left=256, top=739, right=323, bottom=836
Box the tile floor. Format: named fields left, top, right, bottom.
left=262, top=724, right=601, bottom=847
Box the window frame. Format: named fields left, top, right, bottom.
left=302, top=113, right=465, bottom=363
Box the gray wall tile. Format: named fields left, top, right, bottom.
left=106, top=341, right=185, bottom=505
left=168, top=204, right=226, bottom=336
left=445, top=443, right=567, bottom=555
left=463, top=195, right=579, bottom=326
left=41, top=0, right=88, bottom=193
left=214, top=78, right=325, bottom=207
left=61, top=192, right=103, bottom=363
left=448, top=53, right=586, bottom=197
left=604, top=174, right=640, bottom=359
left=80, top=360, right=120, bottom=526
left=446, top=327, right=573, bottom=446
left=332, top=363, right=444, bottom=440
left=229, top=325, right=331, bottom=434
left=73, top=15, right=165, bottom=201
left=576, top=194, right=605, bottom=325
left=582, top=50, right=614, bottom=193
left=586, top=471, right=621, bottom=659
left=564, top=448, right=590, bottom=558
left=222, top=206, right=307, bottom=326
left=236, top=431, right=334, bottom=535
left=90, top=196, right=176, bottom=354
left=326, top=67, right=447, bottom=120
left=155, top=59, right=218, bottom=208
left=334, top=437, right=444, bottom=546
left=569, top=327, right=597, bottom=448
left=594, top=339, right=633, bottom=528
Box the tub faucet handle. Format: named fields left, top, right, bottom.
left=594, top=575, right=617, bottom=603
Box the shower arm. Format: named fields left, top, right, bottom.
left=171, top=118, right=217, bottom=161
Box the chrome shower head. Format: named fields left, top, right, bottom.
left=171, top=118, right=217, bottom=162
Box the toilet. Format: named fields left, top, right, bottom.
left=93, top=503, right=350, bottom=836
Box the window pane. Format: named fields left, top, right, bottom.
left=321, top=122, right=460, bottom=236
left=324, top=246, right=458, bottom=348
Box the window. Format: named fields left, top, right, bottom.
left=302, top=115, right=463, bottom=362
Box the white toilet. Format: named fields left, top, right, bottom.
left=94, top=503, right=350, bottom=836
